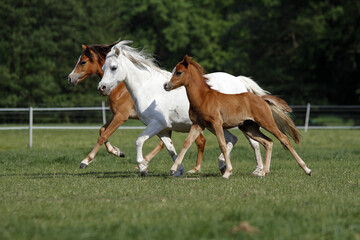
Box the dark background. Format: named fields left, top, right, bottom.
left=1, top=0, right=359, bottom=107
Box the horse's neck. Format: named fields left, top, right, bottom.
left=185, top=71, right=211, bottom=108
left=97, top=57, right=105, bottom=78
left=123, top=59, right=168, bottom=101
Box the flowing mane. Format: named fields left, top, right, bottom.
left=84, top=41, right=119, bottom=64
left=111, top=41, right=167, bottom=75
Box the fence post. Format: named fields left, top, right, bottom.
left=304, top=103, right=311, bottom=132
left=29, top=107, right=33, bottom=148
left=102, top=101, right=106, bottom=124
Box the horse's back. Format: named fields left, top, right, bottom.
left=206, top=72, right=248, bottom=94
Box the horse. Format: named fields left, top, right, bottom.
left=97, top=41, right=279, bottom=177
left=68, top=41, right=210, bottom=175
left=163, top=55, right=312, bottom=179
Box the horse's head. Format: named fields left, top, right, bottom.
left=98, top=46, right=127, bottom=96
left=68, top=45, right=104, bottom=86
left=164, top=55, right=193, bottom=91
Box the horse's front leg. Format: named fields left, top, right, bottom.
left=170, top=124, right=203, bottom=176
left=208, top=129, right=237, bottom=174
left=158, top=131, right=185, bottom=177
left=103, top=116, right=127, bottom=158
left=79, top=113, right=127, bottom=168
left=135, top=122, right=164, bottom=176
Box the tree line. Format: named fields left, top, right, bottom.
left=0, top=0, right=359, bottom=107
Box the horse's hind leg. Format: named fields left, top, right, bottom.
left=188, top=133, right=206, bottom=173
left=258, top=118, right=312, bottom=176
left=246, top=137, right=264, bottom=175
left=270, top=128, right=312, bottom=176
left=144, top=140, right=165, bottom=162
left=239, top=121, right=273, bottom=177
left=211, top=122, right=233, bottom=179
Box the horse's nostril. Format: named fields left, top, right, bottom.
left=98, top=85, right=107, bottom=95
left=68, top=76, right=71, bottom=84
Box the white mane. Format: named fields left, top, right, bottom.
left=108, top=40, right=169, bottom=76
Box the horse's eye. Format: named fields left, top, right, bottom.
left=111, top=65, right=117, bottom=71
left=176, top=71, right=182, bottom=76
left=80, top=61, right=87, bottom=65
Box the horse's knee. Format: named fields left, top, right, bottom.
left=97, top=136, right=108, bottom=145
left=99, top=127, right=106, bottom=136
left=135, top=138, right=143, bottom=147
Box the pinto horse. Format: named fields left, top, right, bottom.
left=68, top=41, right=206, bottom=174
left=164, top=55, right=312, bottom=179
left=98, top=41, right=282, bottom=177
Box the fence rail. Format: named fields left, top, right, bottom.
left=1, top=102, right=359, bottom=148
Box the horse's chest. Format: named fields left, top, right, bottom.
left=190, top=107, right=215, bottom=128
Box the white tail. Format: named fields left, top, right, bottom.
left=237, top=76, right=270, bottom=96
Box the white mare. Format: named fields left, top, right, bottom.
left=98, top=41, right=269, bottom=177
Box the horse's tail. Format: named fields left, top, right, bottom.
left=262, top=95, right=301, bottom=144
left=237, top=76, right=270, bottom=96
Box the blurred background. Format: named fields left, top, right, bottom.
left=0, top=0, right=359, bottom=128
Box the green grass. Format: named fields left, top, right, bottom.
left=0, top=128, right=359, bottom=240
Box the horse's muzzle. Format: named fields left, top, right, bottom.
left=98, top=84, right=110, bottom=96
left=67, top=75, right=78, bottom=86
left=163, top=82, right=173, bottom=91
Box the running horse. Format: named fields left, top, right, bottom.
left=68, top=41, right=191, bottom=173
left=97, top=41, right=284, bottom=177
left=164, top=55, right=312, bottom=178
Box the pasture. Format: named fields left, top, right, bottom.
left=0, top=128, right=359, bottom=239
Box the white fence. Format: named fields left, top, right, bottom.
left=0, top=103, right=359, bottom=148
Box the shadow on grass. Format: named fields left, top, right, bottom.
left=0, top=171, right=136, bottom=179
left=0, top=170, right=184, bottom=179
left=0, top=168, right=257, bottom=179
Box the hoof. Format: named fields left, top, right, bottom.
left=173, top=168, right=185, bottom=178
left=79, top=163, right=88, bottom=169
left=307, top=170, right=312, bottom=176
left=113, top=147, right=125, bottom=158
left=140, top=169, right=148, bottom=177
left=187, top=168, right=200, bottom=174
left=252, top=168, right=266, bottom=177
left=170, top=170, right=176, bottom=176
left=219, top=161, right=226, bottom=175
left=222, top=170, right=232, bottom=179
left=252, top=168, right=262, bottom=175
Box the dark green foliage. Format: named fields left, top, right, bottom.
left=0, top=0, right=359, bottom=107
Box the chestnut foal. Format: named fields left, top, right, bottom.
left=68, top=43, right=206, bottom=172
left=164, top=55, right=312, bottom=179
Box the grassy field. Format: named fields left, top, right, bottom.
left=0, top=128, right=359, bottom=240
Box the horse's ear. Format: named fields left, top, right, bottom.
left=182, top=55, right=192, bottom=68
left=115, top=47, right=121, bottom=57
left=82, top=44, right=87, bottom=50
